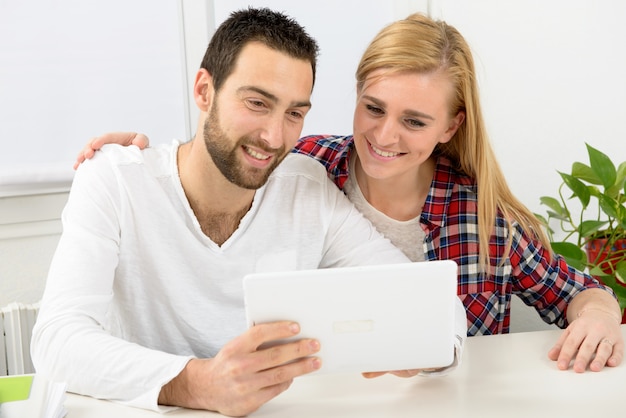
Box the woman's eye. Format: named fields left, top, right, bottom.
left=406, top=118, right=426, bottom=128
left=366, top=104, right=384, bottom=115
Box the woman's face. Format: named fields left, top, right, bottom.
left=352, top=69, right=464, bottom=182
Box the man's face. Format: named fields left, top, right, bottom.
left=203, top=42, right=313, bottom=190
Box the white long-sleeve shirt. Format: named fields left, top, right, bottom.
left=31, top=141, right=420, bottom=411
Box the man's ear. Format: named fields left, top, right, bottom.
left=194, top=69, right=214, bottom=112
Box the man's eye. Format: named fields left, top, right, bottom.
left=247, top=99, right=266, bottom=108
left=289, top=111, right=304, bottom=120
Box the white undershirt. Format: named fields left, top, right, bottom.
left=343, top=153, right=426, bottom=262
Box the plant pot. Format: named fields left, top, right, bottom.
left=586, top=238, right=626, bottom=323
left=586, top=238, right=626, bottom=278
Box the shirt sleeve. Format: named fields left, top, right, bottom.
left=508, top=222, right=611, bottom=328
left=30, top=153, right=192, bottom=412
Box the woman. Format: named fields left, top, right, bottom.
left=76, top=13, right=623, bottom=373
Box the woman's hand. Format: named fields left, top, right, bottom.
left=74, top=132, right=150, bottom=169
left=548, top=289, right=623, bottom=372
left=362, top=370, right=418, bottom=379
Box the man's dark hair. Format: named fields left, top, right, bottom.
left=200, top=7, right=319, bottom=92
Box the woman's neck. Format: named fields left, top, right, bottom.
left=354, top=156, right=435, bottom=221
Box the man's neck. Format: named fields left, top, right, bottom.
left=177, top=140, right=255, bottom=245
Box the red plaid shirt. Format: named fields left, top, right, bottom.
left=295, top=134, right=606, bottom=335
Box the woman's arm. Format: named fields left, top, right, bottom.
left=510, top=224, right=623, bottom=372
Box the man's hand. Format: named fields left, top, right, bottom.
left=73, top=132, right=150, bottom=169
left=159, top=321, right=321, bottom=417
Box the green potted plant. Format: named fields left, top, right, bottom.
left=535, top=143, right=626, bottom=321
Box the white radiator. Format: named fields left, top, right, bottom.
left=0, top=302, right=39, bottom=376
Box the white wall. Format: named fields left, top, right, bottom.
left=431, top=0, right=626, bottom=218
left=0, top=189, right=68, bottom=306
left=0, top=0, right=189, bottom=189
left=0, top=0, right=196, bottom=307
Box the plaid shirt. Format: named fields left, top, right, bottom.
left=295, top=134, right=606, bottom=335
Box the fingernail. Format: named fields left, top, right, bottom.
left=311, top=358, right=322, bottom=369
left=290, top=323, right=300, bottom=334
left=309, top=340, right=320, bottom=351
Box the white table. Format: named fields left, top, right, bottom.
left=65, top=326, right=625, bottom=417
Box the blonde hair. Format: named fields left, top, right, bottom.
left=357, top=13, right=550, bottom=271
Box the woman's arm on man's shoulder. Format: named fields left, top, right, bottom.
left=74, top=132, right=149, bottom=169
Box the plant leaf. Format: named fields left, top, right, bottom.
left=586, top=143, right=616, bottom=190
left=546, top=210, right=569, bottom=222
left=598, top=194, right=619, bottom=219
left=551, top=242, right=587, bottom=270
left=599, top=273, right=626, bottom=306
left=606, top=161, right=626, bottom=198
left=586, top=185, right=602, bottom=199
left=559, top=172, right=590, bottom=208
left=579, top=220, right=609, bottom=237
left=539, top=196, right=567, bottom=217
left=616, top=261, right=626, bottom=284
left=618, top=161, right=626, bottom=182
left=571, top=162, right=601, bottom=185
left=589, top=266, right=610, bottom=277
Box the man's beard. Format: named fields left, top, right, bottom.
left=203, top=105, right=288, bottom=190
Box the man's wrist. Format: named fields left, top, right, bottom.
left=158, top=359, right=196, bottom=408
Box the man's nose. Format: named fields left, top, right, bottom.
left=260, top=114, right=285, bottom=149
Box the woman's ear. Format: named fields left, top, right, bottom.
left=194, top=69, right=214, bottom=112
left=441, top=111, right=466, bottom=144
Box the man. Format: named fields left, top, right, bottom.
left=31, top=8, right=427, bottom=416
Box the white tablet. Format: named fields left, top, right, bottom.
left=243, top=260, right=458, bottom=374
